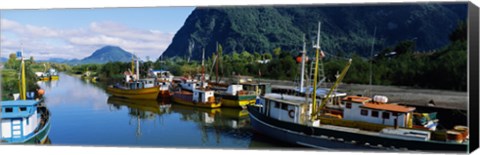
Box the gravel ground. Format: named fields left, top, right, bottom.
left=267, top=81, right=468, bottom=110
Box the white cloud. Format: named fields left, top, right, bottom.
left=1, top=18, right=174, bottom=60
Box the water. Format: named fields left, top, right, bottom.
left=36, top=73, right=296, bottom=149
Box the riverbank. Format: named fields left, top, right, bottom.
left=209, top=76, right=468, bottom=111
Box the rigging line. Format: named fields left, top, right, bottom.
left=321, top=51, right=350, bottom=60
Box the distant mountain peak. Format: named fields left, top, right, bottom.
left=80, top=45, right=136, bottom=64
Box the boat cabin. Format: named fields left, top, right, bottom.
left=125, top=78, right=156, bottom=90
left=155, top=80, right=172, bottom=91
left=1, top=100, right=41, bottom=142
left=242, top=83, right=272, bottom=97
left=150, top=70, right=174, bottom=82
left=226, top=85, right=243, bottom=96
left=342, top=95, right=415, bottom=128
left=256, top=93, right=312, bottom=124
left=180, top=78, right=208, bottom=91
left=48, top=68, right=58, bottom=76
left=192, top=89, right=215, bottom=103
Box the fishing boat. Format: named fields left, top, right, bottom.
left=48, top=68, right=59, bottom=80
left=215, top=84, right=257, bottom=109
left=247, top=22, right=468, bottom=152
left=107, top=77, right=161, bottom=100
left=106, top=54, right=161, bottom=100
left=172, top=88, right=222, bottom=108
left=1, top=50, right=51, bottom=144
left=171, top=48, right=220, bottom=108
left=1, top=100, right=51, bottom=144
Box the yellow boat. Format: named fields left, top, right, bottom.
left=215, top=84, right=257, bottom=109
left=38, top=77, right=50, bottom=81
left=49, top=75, right=59, bottom=80
left=172, top=89, right=221, bottom=108
left=106, top=85, right=161, bottom=100
left=221, top=98, right=256, bottom=108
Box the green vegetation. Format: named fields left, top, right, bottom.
left=2, top=54, right=40, bottom=100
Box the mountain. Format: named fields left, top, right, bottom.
left=78, top=46, right=136, bottom=64
left=161, top=3, right=467, bottom=60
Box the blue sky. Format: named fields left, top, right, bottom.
left=1, top=7, right=195, bottom=60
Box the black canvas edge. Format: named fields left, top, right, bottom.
left=468, top=2, right=479, bottom=153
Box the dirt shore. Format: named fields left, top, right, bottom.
left=260, top=79, right=468, bottom=110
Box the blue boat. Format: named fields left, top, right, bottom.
left=1, top=49, right=51, bottom=144
left=1, top=100, right=51, bottom=144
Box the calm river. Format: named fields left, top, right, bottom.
left=37, top=73, right=298, bottom=149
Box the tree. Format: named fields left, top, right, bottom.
left=273, top=47, right=281, bottom=58
left=264, top=53, right=272, bottom=60
left=393, top=40, right=416, bottom=55
left=449, top=21, right=467, bottom=42
left=29, top=56, right=35, bottom=64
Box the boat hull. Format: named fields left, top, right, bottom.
left=24, top=119, right=51, bottom=144
left=221, top=98, right=256, bottom=108
left=216, top=93, right=256, bottom=108
left=38, top=77, right=50, bottom=81
left=106, top=85, right=160, bottom=100
left=172, top=92, right=221, bottom=108
left=247, top=106, right=468, bottom=152
left=49, top=75, right=59, bottom=80
left=5, top=107, right=51, bottom=144
left=158, top=90, right=173, bottom=99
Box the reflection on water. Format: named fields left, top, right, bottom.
left=36, top=73, right=291, bottom=149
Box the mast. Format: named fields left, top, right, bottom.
left=202, top=48, right=205, bottom=82
left=136, top=54, right=139, bottom=80
left=131, top=52, right=135, bottom=77
left=20, top=46, right=27, bottom=100
left=369, top=27, right=377, bottom=96
left=215, top=42, right=219, bottom=83
left=311, top=21, right=321, bottom=120
left=299, top=35, right=306, bottom=93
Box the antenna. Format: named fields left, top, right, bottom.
left=299, top=34, right=306, bottom=93
left=369, top=26, right=377, bottom=96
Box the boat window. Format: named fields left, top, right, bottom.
left=371, top=111, right=379, bottom=117
left=274, top=102, right=280, bottom=108
left=20, top=107, right=27, bottom=112
left=360, top=109, right=368, bottom=116
left=5, top=108, right=13, bottom=113
left=281, top=103, right=288, bottom=111
left=346, top=102, right=352, bottom=109
left=382, top=112, right=390, bottom=119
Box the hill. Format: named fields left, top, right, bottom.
left=160, top=3, right=467, bottom=60
left=79, top=46, right=136, bottom=64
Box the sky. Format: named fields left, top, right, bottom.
left=0, top=7, right=195, bottom=61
